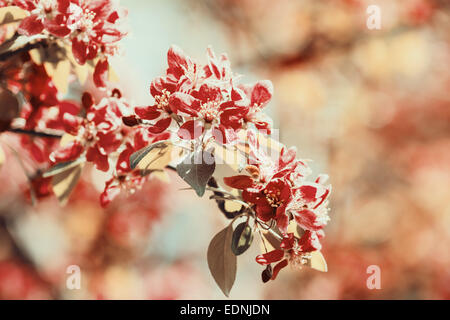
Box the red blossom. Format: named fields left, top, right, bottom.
left=224, top=130, right=331, bottom=235
left=50, top=94, right=126, bottom=171
left=255, top=231, right=322, bottom=281
left=14, top=0, right=127, bottom=88
left=131, top=45, right=273, bottom=145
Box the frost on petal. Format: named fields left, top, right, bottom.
left=45, top=16, right=71, bottom=37
left=298, top=231, right=322, bottom=253
left=62, top=113, right=82, bottom=135
left=167, top=45, right=191, bottom=78
left=169, top=92, right=200, bottom=116
left=212, top=125, right=238, bottom=145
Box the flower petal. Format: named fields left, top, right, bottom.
left=18, top=15, right=44, bottom=36
left=294, top=209, right=322, bottom=231
left=169, top=92, right=200, bottom=116
left=86, top=145, right=109, bottom=172
left=223, top=175, right=254, bottom=190
left=93, top=59, right=109, bottom=88
left=148, top=117, right=171, bottom=134
left=100, top=178, right=121, bottom=208
left=251, top=80, right=273, bottom=106
left=135, top=105, right=161, bottom=120
left=177, top=120, right=204, bottom=140
left=255, top=249, right=284, bottom=265
left=50, top=140, right=84, bottom=164
left=271, top=259, right=288, bottom=280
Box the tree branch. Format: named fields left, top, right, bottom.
left=0, top=39, right=47, bottom=62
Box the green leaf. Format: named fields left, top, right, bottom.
left=207, top=223, right=236, bottom=297
left=176, top=149, right=215, bottom=197
left=231, top=222, right=253, bottom=256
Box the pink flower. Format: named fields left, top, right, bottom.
left=100, top=128, right=170, bottom=207
left=69, top=0, right=127, bottom=65
left=255, top=232, right=322, bottom=281
left=233, top=81, right=274, bottom=133
left=131, top=45, right=274, bottom=144
left=16, top=0, right=72, bottom=37
left=50, top=93, right=125, bottom=171
left=15, top=0, right=127, bottom=88
left=224, top=131, right=331, bottom=234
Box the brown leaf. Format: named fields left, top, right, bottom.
left=151, top=170, right=170, bottom=183
left=261, top=230, right=282, bottom=252
left=0, top=88, right=19, bottom=131
left=307, top=251, right=328, bottom=272
left=43, top=157, right=85, bottom=178
left=0, top=34, right=45, bottom=55
left=130, top=140, right=182, bottom=173
left=176, top=149, right=216, bottom=197
left=64, top=44, right=90, bottom=84
left=231, top=222, right=253, bottom=256
left=207, top=223, right=237, bottom=297
left=109, top=66, right=119, bottom=83
left=58, top=134, right=76, bottom=147
left=52, top=164, right=83, bottom=206
left=45, top=60, right=71, bottom=94
left=0, top=6, right=27, bottom=25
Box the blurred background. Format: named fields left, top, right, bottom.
left=0, top=0, right=449, bottom=299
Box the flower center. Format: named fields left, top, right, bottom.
left=33, top=0, right=57, bottom=18
left=288, top=250, right=310, bottom=269
left=81, top=121, right=98, bottom=146
left=154, top=89, right=171, bottom=113
left=200, top=100, right=220, bottom=123
left=75, top=8, right=98, bottom=42
left=263, top=188, right=283, bottom=208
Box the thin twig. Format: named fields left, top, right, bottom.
left=7, top=128, right=63, bottom=138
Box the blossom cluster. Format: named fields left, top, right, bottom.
left=224, top=131, right=331, bottom=280
left=9, top=0, right=127, bottom=88
left=123, top=45, right=331, bottom=282
left=47, top=89, right=168, bottom=207
left=126, top=45, right=273, bottom=144
left=0, top=0, right=332, bottom=294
